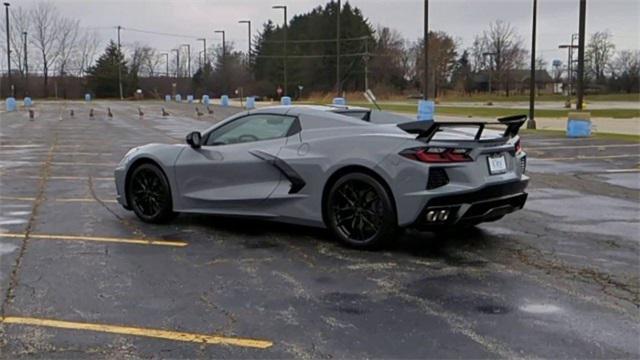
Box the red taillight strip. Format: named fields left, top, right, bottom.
left=400, top=148, right=472, bottom=163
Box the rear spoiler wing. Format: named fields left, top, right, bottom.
left=397, top=114, right=527, bottom=142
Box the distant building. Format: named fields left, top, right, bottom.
left=473, top=69, right=554, bottom=94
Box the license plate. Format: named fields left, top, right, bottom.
left=488, top=154, right=507, bottom=174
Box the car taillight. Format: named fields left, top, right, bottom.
left=400, top=147, right=472, bottom=163
left=515, top=140, right=523, bottom=154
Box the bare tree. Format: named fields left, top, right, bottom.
left=144, top=51, right=163, bottom=77
left=128, top=43, right=156, bottom=77
left=610, top=50, right=640, bottom=93
left=586, top=31, right=615, bottom=83
left=55, top=17, right=80, bottom=76
left=472, top=20, right=526, bottom=95
left=0, top=6, right=31, bottom=76
left=30, top=1, right=61, bottom=96
left=74, top=30, right=100, bottom=76
left=369, top=27, right=408, bottom=91
left=412, top=31, right=458, bottom=97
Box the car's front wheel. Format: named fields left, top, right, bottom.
left=127, top=163, right=176, bottom=223
left=326, top=172, right=397, bottom=249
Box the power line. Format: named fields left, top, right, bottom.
left=262, top=35, right=369, bottom=44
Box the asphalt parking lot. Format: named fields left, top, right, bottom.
left=0, top=100, right=638, bottom=358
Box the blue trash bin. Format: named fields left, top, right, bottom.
left=332, top=97, right=346, bottom=106
left=175, top=94, right=182, bottom=102
left=24, top=97, right=33, bottom=107
left=187, top=95, right=194, bottom=104
left=84, top=93, right=91, bottom=102
left=221, top=95, right=229, bottom=107
left=417, top=100, right=435, bottom=121
left=281, top=96, right=292, bottom=105
left=245, top=97, right=256, bottom=110
left=165, top=95, right=171, bottom=102
left=566, top=112, right=592, bottom=138
left=202, top=95, right=210, bottom=106
left=5, top=97, right=16, bottom=112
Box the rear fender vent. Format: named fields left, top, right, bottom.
left=427, top=168, right=449, bottom=190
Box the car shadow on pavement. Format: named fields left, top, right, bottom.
left=174, top=213, right=497, bottom=263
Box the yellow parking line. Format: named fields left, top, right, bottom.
left=54, top=197, right=118, bottom=203
left=0, top=232, right=188, bottom=247
left=0, top=176, right=112, bottom=181
left=0, top=196, right=117, bottom=203
left=0, top=316, right=273, bottom=349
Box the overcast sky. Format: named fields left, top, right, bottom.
left=11, top=0, right=640, bottom=66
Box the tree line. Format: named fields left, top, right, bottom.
left=2, top=0, right=638, bottom=98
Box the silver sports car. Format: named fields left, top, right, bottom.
left=115, top=105, right=529, bottom=248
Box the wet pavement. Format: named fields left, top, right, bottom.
left=0, top=100, right=638, bottom=358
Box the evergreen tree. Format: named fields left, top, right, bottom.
left=253, top=1, right=374, bottom=96
left=87, top=41, right=131, bottom=98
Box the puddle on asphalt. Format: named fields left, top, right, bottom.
left=526, top=188, right=639, bottom=242
left=600, top=173, right=640, bottom=190
left=527, top=158, right=603, bottom=174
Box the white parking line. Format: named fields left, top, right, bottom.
left=528, top=143, right=640, bottom=150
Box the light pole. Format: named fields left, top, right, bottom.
left=182, top=44, right=191, bottom=77
left=22, top=31, right=26, bottom=96
left=336, top=0, right=341, bottom=96
left=197, top=38, right=207, bottom=66
left=172, top=49, right=180, bottom=77
left=527, top=0, right=538, bottom=129
left=4, top=2, right=12, bottom=97
left=161, top=52, right=169, bottom=77
left=423, top=0, right=428, bottom=99
left=483, top=52, right=497, bottom=94
left=117, top=25, right=123, bottom=100
left=215, top=30, right=226, bottom=93
left=272, top=5, right=287, bottom=96
left=238, top=20, right=251, bottom=69
left=576, top=0, right=587, bottom=111
left=559, top=43, right=578, bottom=104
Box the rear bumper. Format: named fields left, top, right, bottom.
left=412, top=179, right=528, bottom=228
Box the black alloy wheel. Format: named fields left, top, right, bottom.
left=128, top=163, right=176, bottom=223
left=326, top=173, right=397, bottom=248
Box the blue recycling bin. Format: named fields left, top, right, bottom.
left=281, top=96, right=292, bottom=105
left=221, top=95, right=229, bottom=107
left=417, top=100, right=435, bottom=121
left=245, top=96, right=256, bottom=110
left=5, top=97, right=16, bottom=112
left=332, top=97, right=346, bottom=106
left=187, top=95, right=194, bottom=104
left=165, top=94, right=171, bottom=102
left=24, top=97, right=33, bottom=107
left=567, top=112, right=592, bottom=138
left=84, top=93, right=91, bottom=102
left=202, top=95, right=210, bottom=106
left=175, top=94, right=182, bottom=102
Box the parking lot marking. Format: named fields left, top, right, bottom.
left=604, top=168, right=640, bottom=173
left=0, top=233, right=188, bottom=247
left=528, top=143, right=640, bottom=150
left=0, top=316, right=273, bottom=349
left=0, top=161, right=117, bottom=167
left=0, top=196, right=117, bottom=203
left=536, top=154, right=640, bottom=161
left=0, top=175, right=112, bottom=181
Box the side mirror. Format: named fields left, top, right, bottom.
left=186, top=131, right=202, bottom=148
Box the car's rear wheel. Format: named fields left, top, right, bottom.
left=326, top=173, right=397, bottom=249
left=128, top=163, right=176, bottom=223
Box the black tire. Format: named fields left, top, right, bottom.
left=325, top=172, right=397, bottom=249
left=127, top=163, right=176, bottom=224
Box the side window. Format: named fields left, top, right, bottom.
left=205, top=114, right=296, bottom=146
